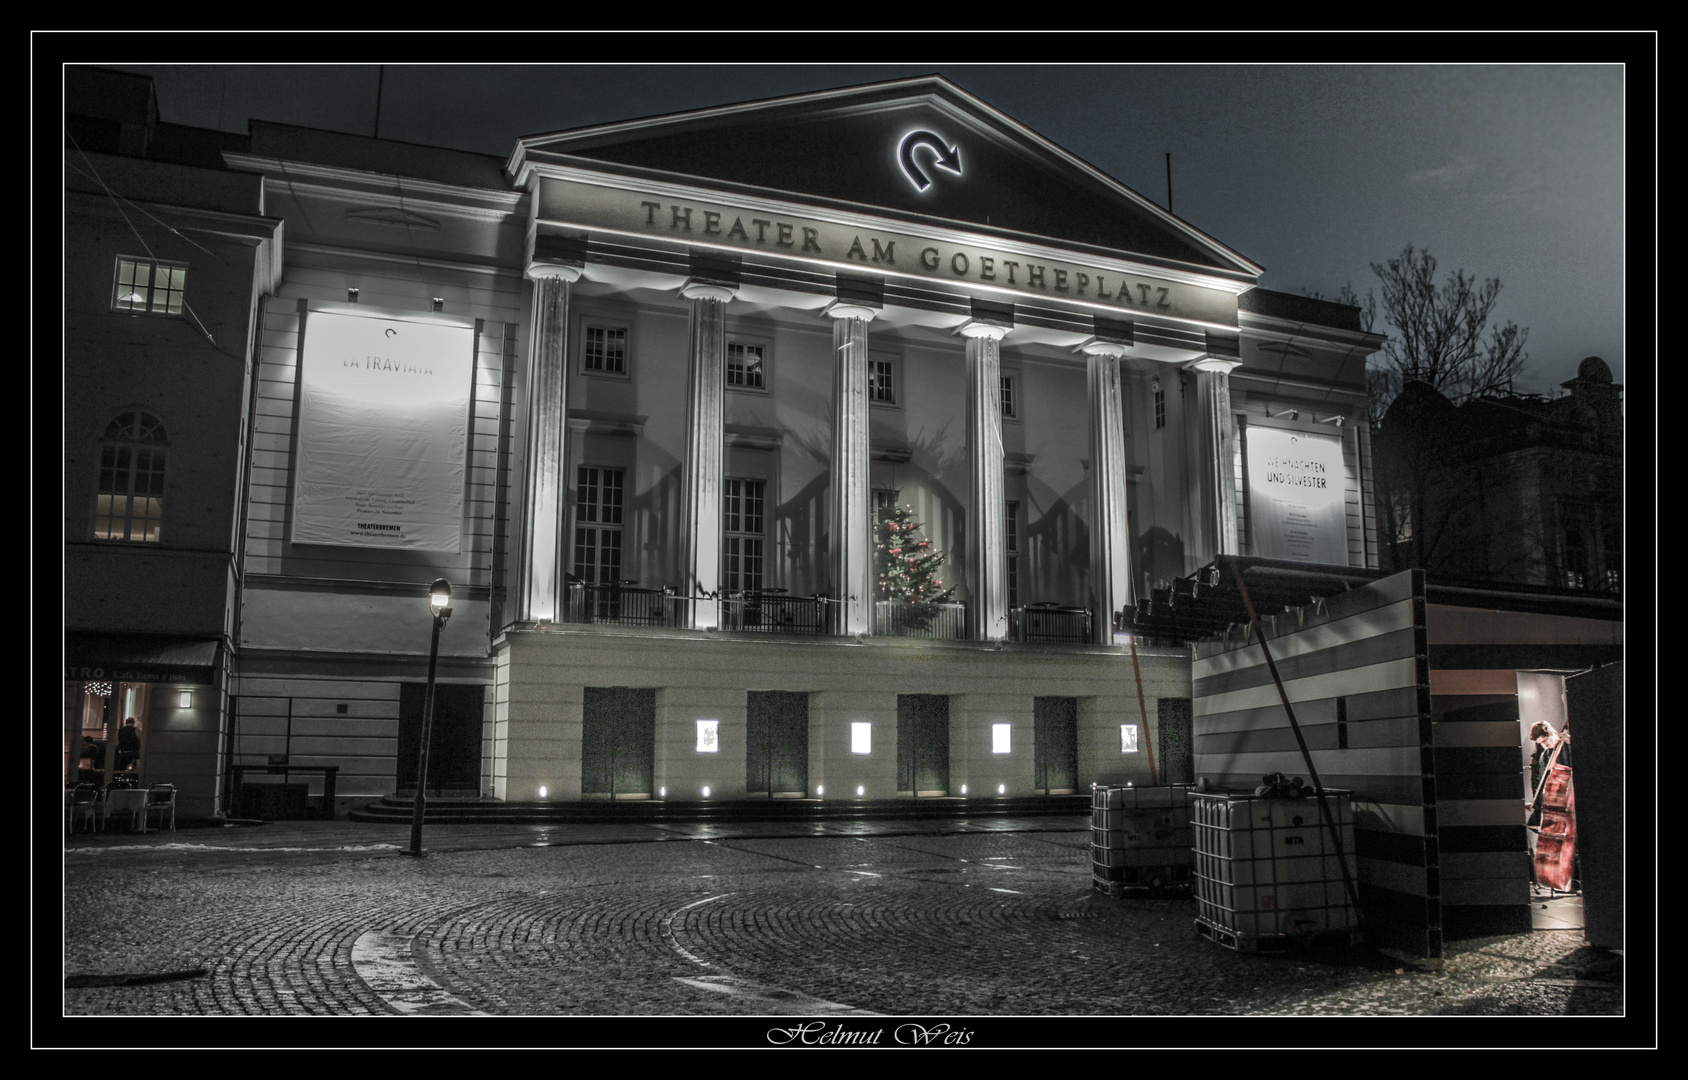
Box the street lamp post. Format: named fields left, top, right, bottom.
left=406, top=578, right=452, bottom=857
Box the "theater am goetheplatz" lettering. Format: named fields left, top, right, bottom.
left=536, top=179, right=1238, bottom=326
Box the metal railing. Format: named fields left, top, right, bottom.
left=564, top=583, right=678, bottom=627
left=720, top=593, right=825, bottom=634
left=873, top=600, right=967, bottom=639
left=1011, top=604, right=1092, bottom=644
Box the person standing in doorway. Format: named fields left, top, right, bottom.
left=116, top=717, right=141, bottom=772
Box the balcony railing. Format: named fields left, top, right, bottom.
left=564, top=583, right=678, bottom=627
left=874, top=600, right=966, bottom=639
left=1011, top=604, right=1092, bottom=645
left=720, top=592, right=825, bottom=634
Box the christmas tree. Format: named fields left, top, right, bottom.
left=875, top=499, right=954, bottom=633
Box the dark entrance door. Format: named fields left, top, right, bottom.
left=581, top=687, right=655, bottom=799
left=897, top=694, right=950, bottom=796
left=746, top=691, right=808, bottom=797
left=1033, top=696, right=1078, bottom=794
left=1157, top=697, right=1194, bottom=785
left=397, top=683, right=484, bottom=794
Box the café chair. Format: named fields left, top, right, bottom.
left=142, top=784, right=177, bottom=833
left=67, top=784, right=100, bottom=834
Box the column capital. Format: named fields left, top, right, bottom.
left=526, top=261, right=582, bottom=283
left=680, top=279, right=737, bottom=303
left=822, top=299, right=877, bottom=323
left=1076, top=337, right=1129, bottom=360
left=956, top=318, right=1009, bottom=341
left=1190, top=356, right=1242, bottom=374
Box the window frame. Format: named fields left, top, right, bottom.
left=868, top=354, right=900, bottom=409
left=722, top=476, right=768, bottom=594
left=572, top=465, right=626, bottom=584
left=578, top=317, right=632, bottom=380
left=92, top=410, right=169, bottom=544
left=111, top=256, right=187, bottom=317
left=1000, top=372, right=1020, bottom=421
left=725, top=335, right=772, bottom=395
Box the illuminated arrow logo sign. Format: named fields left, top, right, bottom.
left=897, top=130, right=963, bottom=193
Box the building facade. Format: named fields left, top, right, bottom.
left=1374, top=358, right=1624, bottom=594
left=64, top=72, right=1384, bottom=816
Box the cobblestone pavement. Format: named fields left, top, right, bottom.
left=53, top=818, right=1637, bottom=1043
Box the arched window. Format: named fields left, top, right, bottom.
left=94, top=411, right=167, bottom=542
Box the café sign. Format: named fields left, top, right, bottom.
left=537, top=178, right=1239, bottom=328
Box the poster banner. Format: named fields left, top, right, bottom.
left=1245, top=426, right=1348, bottom=564
left=292, top=309, right=474, bottom=551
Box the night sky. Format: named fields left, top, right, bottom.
left=90, top=60, right=1636, bottom=397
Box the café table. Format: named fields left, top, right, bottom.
left=103, top=787, right=151, bottom=832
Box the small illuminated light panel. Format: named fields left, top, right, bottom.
left=851, top=722, right=872, bottom=754
left=1121, top=724, right=1140, bottom=753
left=660, top=786, right=667, bottom=797
left=696, top=719, right=719, bottom=753
left=178, top=690, right=193, bottom=709
left=702, top=786, right=711, bottom=798
left=998, top=784, right=1006, bottom=795
left=856, top=785, right=865, bottom=797
left=992, top=723, right=1011, bottom=754
left=538, top=786, right=548, bottom=798
left=960, top=784, right=968, bottom=795
left=816, top=785, right=824, bottom=796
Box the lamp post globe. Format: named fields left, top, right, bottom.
left=406, top=579, right=452, bottom=857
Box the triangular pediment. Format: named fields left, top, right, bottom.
left=513, top=77, right=1259, bottom=281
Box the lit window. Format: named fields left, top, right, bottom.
left=992, top=724, right=1012, bottom=754
left=112, top=257, right=186, bottom=316
left=94, top=410, right=167, bottom=542
left=851, top=722, right=872, bottom=754
left=581, top=323, right=628, bottom=375
left=695, top=720, right=719, bottom=753
left=726, top=340, right=766, bottom=390
left=1120, top=724, right=1139, bottom=753
left=869, top=358, right=897, bottom=404
left=1000, top=374, right=1018, bottom=419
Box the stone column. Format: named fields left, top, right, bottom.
left=1191, top=357, right=1242, bottom=560
left=679, top=281, right=735, bottom=629
left=826, top=301, right=876, bottom=636
left=962, top=321, right=1009, bottom=641
left=515, top=264, right=580, bottom=623
left=1082, top=340, right=1134, bottom=643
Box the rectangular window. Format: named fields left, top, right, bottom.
left=581, top=323, right=628, bottom=375
left=112, top=257, right=186, bottom=316
left=1001, top=374, right=1018, bottom=419
left=95, top=444, right=165, bottom=542
left=1153, top=381, right=1166, bottom=430
left=870, top=358, right=897, bottom=404
left=992, top=723, right=1012, bottom=754
left=726, top=340, right=766, bottom=390
left=1006, top=501, right=1020, bottom=609
left=573, top=466, right=624, bottom=583
left=722, top=478, right=766, bottom=594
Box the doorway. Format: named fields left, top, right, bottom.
left=396, top=683, right=484, bottom=795
left=897, top=694, right=950, bottom=796
left=1033, top=696, right=1077, bottom=794
left=581, top=687, right=655, bottom=799
left=1157, top=697, right=1194, bottom=785
left=746, top=691, right=808, bottom=797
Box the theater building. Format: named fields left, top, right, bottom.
left=66, top=71, right=1386, bottom=816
